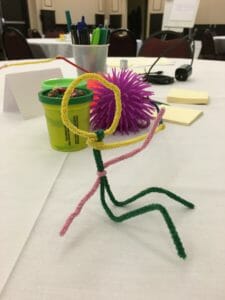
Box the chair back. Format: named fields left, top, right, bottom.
left=151, top=30, right=183, bottom=40
left=138, top=37, right=192, bottom=58
left=2, top=27, right=34, bottom=59
left=200, top=29, right=216, bottom=59
left=108, top=29, right=137, bottom=57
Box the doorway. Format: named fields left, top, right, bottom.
left=127, top=0, right=148, bottom=40
left=0, top=0, right=30, bottom=36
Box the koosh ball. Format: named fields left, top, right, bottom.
left=89, top=69, right=155, bottom=135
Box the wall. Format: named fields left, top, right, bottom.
left=28, top=0, right=128, bottom=31
left=148, top=0, right=225, bottom=35
left=161, top=0, right=225, bottom=26
left=27, top=0, right=38, bottom=29
left=104, top=0, right=127, bottom=28
left=53, top=0, right=98, bottom=24
left=196, top=0, right=225, bottom=24
left=28, top=0, right=225, bottom=35
left=147, top=0, right=165, bottom=37
left=29, top=0, right=99, bottom=33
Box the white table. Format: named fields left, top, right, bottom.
left=27, top=38, right=74, bottom=58
left=193, top=40, right=202, bottom=58
left=28, top=38, right=143, bottom=58
left=0, top=57, right=225, bottom=300
left=213, top=36, right=225, bottom=55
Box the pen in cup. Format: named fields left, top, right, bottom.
left=65, top=10, right=72, bottom=33
left=99, top=27, right=108, bottom=44
left=70, top=25, right=79, bottom=44
left=91, top=27, right=101, bottom=44
left=78, top=27, right=90, bottom=45
left=91, top=26, right=109, bottom=45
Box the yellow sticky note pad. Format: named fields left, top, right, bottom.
left=162, top=106, right=203, bottom=125
left=167, top=88, right=209, bottom=104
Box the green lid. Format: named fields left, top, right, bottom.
left=41, top=78, right=86, bottom=91
left=38, top=87, right=93, bottom=105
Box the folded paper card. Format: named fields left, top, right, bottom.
left=3, top=68, right=62, bottom=119
left=167, top=88, right=209, bottom=104
left=162, top=105, right=203, bottom=125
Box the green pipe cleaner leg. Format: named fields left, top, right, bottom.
left=104, top=176, right=194, bottom=209
left=93, top=148, right=192, bottom=259
left=100, top=179, right=187, bottom=259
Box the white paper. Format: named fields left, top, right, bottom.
left=3, top=68, right=62, bottom=119
left=162, top=0, right=183, bottom=30
left=3, top=78, right=20, bottom=113
left=0, top=115, right=67, bottom=294
left=170, top=0, right=199, bottom=22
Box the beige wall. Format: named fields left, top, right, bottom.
left=29, top=0, right=99, bottom=32
left=147, top=0, right=165, bottom=38
left=42, top=0, right=98, bottom=24
left=28, top=0, right=128, bottom=32
left=103, top=0, right=127, bottom=27
left=196, top=0, right=225, bottom=24
left=28, top=0, right=225, bottom=34
left=53, top=0, right=98, bottom=24
left=27, top=0, right=38, bottom=29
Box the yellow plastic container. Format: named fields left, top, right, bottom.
left=38, top=88, right=93, bottom=151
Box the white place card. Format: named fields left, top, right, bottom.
left=3, top=68, right=63, bottom=119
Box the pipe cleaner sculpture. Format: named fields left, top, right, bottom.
left=0, top=57, right=195, bottom=259
left=60, top=72, right=195, bottom=259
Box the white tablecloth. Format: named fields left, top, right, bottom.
left=0, top=57, right=225, bottom=300
left=213, top=36, right=225, bottom=55
left=193, top=40, right=202, bottom=58
left=27, top=38, right=74, bottom=58
left=27, top=38, right=143, bottom=58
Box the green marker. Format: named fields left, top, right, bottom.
left=99, top=28, right=108, bottom=44
left=65, top=10, right=72, bottom=32
left=91, top=27, right=101, bottom=44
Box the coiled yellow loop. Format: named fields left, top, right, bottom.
left=61, top=73, right=122, bottom=140
left=61, top=72, right=164, bottom=150
left=0, top=58, right=164, bottom=150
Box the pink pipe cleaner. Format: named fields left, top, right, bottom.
left=60, top=109, right=165, bottom=236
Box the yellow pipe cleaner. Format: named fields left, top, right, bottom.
left=0, top=58, right=55, bottom=70
left=61, top=73, right=165, bottom=150
left=0, top=57, right=164, bottom=149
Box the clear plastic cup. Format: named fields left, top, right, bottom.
left=72, top=44, right=109, bottom=75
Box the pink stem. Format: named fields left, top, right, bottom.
left=60, top=109, right=164, bottom=236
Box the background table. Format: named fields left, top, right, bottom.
left=27, top=38, right=74, bottom=58
left=27, top=38, right=143, bottom=58
left=0, top=57, right=225, bottom=300
left=213, top=36, right=225, bottom=55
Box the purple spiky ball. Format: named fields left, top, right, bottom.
left=90, top=69, right=155, bottom=134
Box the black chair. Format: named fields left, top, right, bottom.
left=138, top=36, right=192, bottom=58
left=108, top=29, right=137, bottom=57
left=199, top=29, right=225, bottom=60
left=151, top=30, right=183, bottom=40
left=27, top=28, right=42, bottom=38
left=2, top=27, right=34, bottom=59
